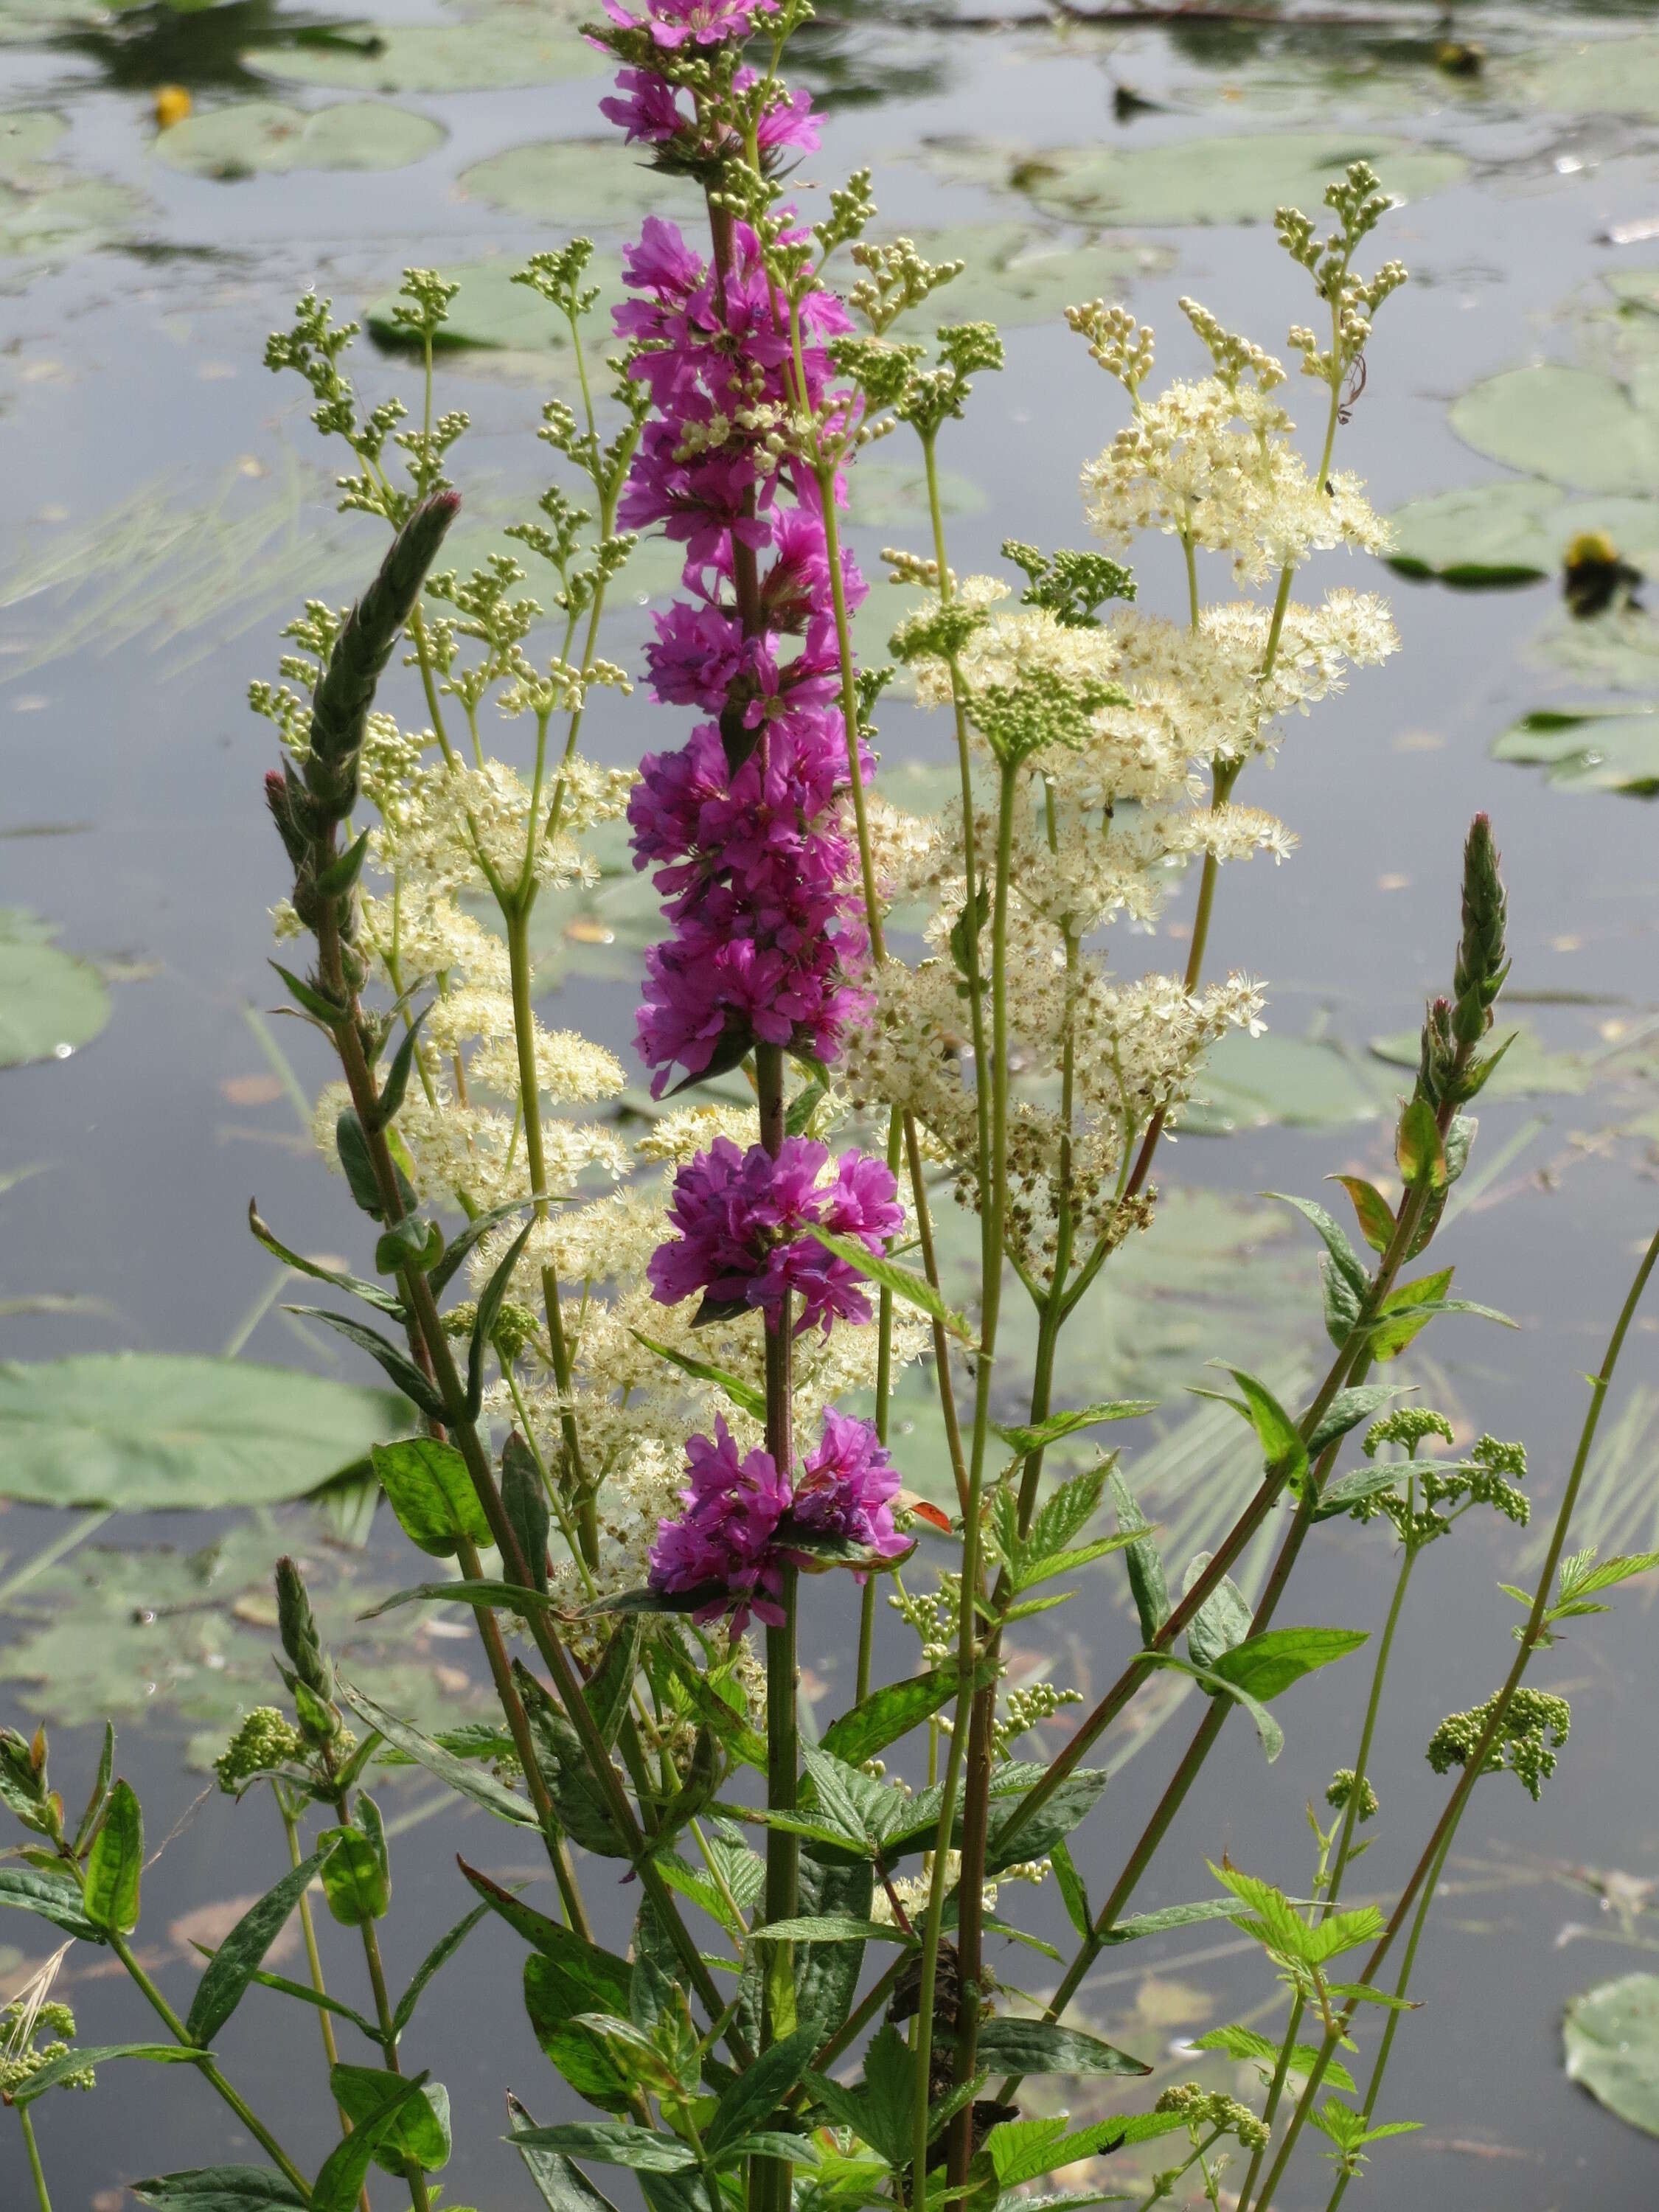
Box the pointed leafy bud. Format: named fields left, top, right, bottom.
left=275, top=1555, right=334, bottom=1712
left=1416, top=994, right=1455, bottom=1109
left=264, top=769, right=310, bottom=867
left=1452, top=813, right=1507, bottom=1046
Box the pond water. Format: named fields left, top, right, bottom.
left=5, top=0, right=1659, bottom=2203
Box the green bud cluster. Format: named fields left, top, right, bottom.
left=1003, top=540, right=1136, bottom=629
left=1364, top=1408, right=1453, bottom=1456
left=276, top=1557, right=344, bottom=1748
left=213, top=1705, right=306, bottom=1795
left=1427, top=1686, right=1570, bottom=1801
left=442, top=1297, right=542, bottom=1360
left=1326, top=1768, right=1379, bottom=1822
left=1, top=1998, right=94, bottom=2097
left=1154, top=2082, right=1270, bottom=2152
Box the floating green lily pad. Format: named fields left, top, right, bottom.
left=1520, top=34, right=1659, bottom=122
left=0, top=1354, right=409, bottom=1509
left=1450, top=365, right=1659, bottom=498
left=0, top=173, right=143, bottom=261
left=366, top=255, right=625, bottom=354
left=458, top=136, right=702, bottom=227
left=0, top=908, right=111, bottom=1068
left=1535, top=603, right=1659, bottom=695
left=154, top=97, right=445, bottom=178
left=942, top=130, right=1465, bottom=228
left=1178, top=1031, right=1384, bottom=1134
left=1492, top=706, right=1659, bottom=797
left=1564, top=1973, right=1659, bottom=2136
left=245, top=13, right=601, bottom=94
left=1386, top=479, right=1562, bottom=585
left=0, top=110, right=67, bottom=170
left=869, top=221, right=1172, bottom=330
left=1369, top=1021, right=1595, bottom=1095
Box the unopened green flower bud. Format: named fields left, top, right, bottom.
left=214, top=1705, right=305, bottom=1795
left=1452, top=813, right=1507, bottom=1046
left=1326, top=1768, right=1379, bottom=1822
left=1416, top=993, right=1455, bottom=1109
left=0, top=1723, right=53, bottom=1832
left=275, top=1556, right=334, bottom=1712
left=1427, top=1686, right=1569, bottom=1802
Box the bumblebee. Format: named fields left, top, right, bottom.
left=1562, top=530, right=1644, bottom=620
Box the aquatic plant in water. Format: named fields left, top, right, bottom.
left=6, top=9, right=1659, bottom=2212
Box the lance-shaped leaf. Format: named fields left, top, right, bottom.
left=271, top=960, right=345, bottom=1029
left=84, top=1778, right=143, bottom=1933
left=392, top=1901, right=490, bottom=2038
left=802, top=1223, right=973, bottom=1340
left=1396, top=1097, right=1446, bottom=1190
left=1313, top=1463, right=1403, bottom=1521
left=1267, top=1192, right=1369, bottom=1296
left=288, top=1306, right=448, bottom=1423
left=974, top=2018, right=1150, bottom=2079
left=585, top=1619, right=643, bottom=1749
left=1097, top=1897, right=1244, bottom=1947
left=1110, top=1466, right=1169, bottom=1644
left=705, top=2023, right=820, bottom=2154
left=630, top=1330, right=765, bottom=1420
left=1331, top=1174, right=1396, bottom=1256
left=984, top=1765, right=1108, bottom=1874
left=358, top=1577, right=563, bottom=1624
left=819, top=1661, right=989, bottom=1768
left=0, top=1863, right=104, bottom=1942
left=248, top=1203, right=407, bottom=1317
left=366, top=1004, right=428, bottom=1133
left=982, top=2113, right=1141, bottom=2185
left=1192, top=1367, right=1307, bottom=1489
left=1307, top=1382, right=1405, bottom=1458
left=187, top=1840, right=341, bottom=2045
left=372, top=1436, right=491, bottom=1558
left=131, top=2170, right=308, bottom=2210
left=992, top=1400, right=1154, bottom=1459
left=505, top=2122, right=698, bottom=2174
left=313, top=828, right=371, bottom=899
left=428, top=1198, right=530, bottom=1298
left=1050, top=1838, right=1091, bottom=1941
left=1204, top=1627, right=1366, bottom=1705
left=508, top=2099, right=625, bottom=2212
left=1182, top=1551, right=1252, bottom=1672
left=469, top=1218, right=536, bottom=1417
left=1364, top=1269, right=1515, bottom=1361
left=1142, top=1653, right=1282, bottom=1761
left=10, top=2042, right=208, bottom=2105
left=458, top=1859, right=633, bottom=2012
left=337, top=1681, right=538, bottom=1825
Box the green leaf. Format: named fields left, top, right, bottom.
left=392, top=1902, right=490, bottom=2038
left=458, top=1859, right=633, bottom=2011
left=0, top=1354, right=408, bottom=1509
left=1313, top=1464, right=1404, bottom=1523
left=1307, top=1385, right=1402, bottom=1459
left=428, top=1200, right=529, bottom=1298
left=506, top=2124, right=697, bottom=2174
left=0, top=1863, right=103, bottom=1941
left=314, top=830, right=370, bottom=900
left=458, top=136, right=700, bottom=227
left=375, top=1214, right=443, bottom=1277
left=84, top=1777, right=142, bottom=1933
left=1192, top=2023, right=1355, bottom=2093
left=313, top=2072, right=432, bottom=2212
left=751, top=1916, right=911, bottom=1945
left=318, top=1798, right=390, bottom=1927
left=984, top=2115, right=1136, bottom=2186
left=1214, top=1367, right=1307, bottom=1482
left=1050, top=1838, right=1091, bottom=1941
left=1144, top=1653, right=1282, bottom=1762
left=469, top=1219, right=535, bottom=1417
left=1451, top=364, right=1659, bottom=498
left=820, top=1663, right=985, bottom=1767
left=186, top=1843, right=339, bottom=2045
left=1182, top=1551, right=1253, bottom=1672
left=1110, top=1467, right=1169, bottom=1644
left=585, top=1619, right=644, bottom=1749
left=237, top=1968, right=380, bottom=2045
left=0, top=906, right=110, bottom=1066
left=984, top=1766, right=1108, bottom=1874
left=509, top=2099, right=625, bottom=2212
left=1396, top=1098, right=1446, bottom=1192
left=1331, top=1175, right=1397, bottom=1256
left=358, top=1578, right=560, bottom=1624
left=248, top=1204, right=408, bottom=1318
left=372, top=1437, right=491, bottom=1559
left=156, top=99, right=445, bottom=178
left=706, top=2023, right=821, bottom=2153
left=1098, top=1898, right=1242, bottom=1947
left=1383, top=477, right=1562, bottom=586
left=1368, top=1270, right=1453, bottom=1361
left=131, top=2171, right=308, bottom=2211
left=1178, top=1030, right=1385, bottom=1135
left=802, top=1223, right=973, bottom=1340
left=333, top=2064, right=451, bottom=2174
left=1206, top=1627, right=1367, bottom=1704
left=975, top=2018, right=1150, bottom=2078
left=73, top=1723, right=115, bottom=1855
left=336, top=1681, right=538, bottom=1826
left=1562, top=1972, right=1659, bottom=2136
left=1267, top=1194, right=1368, bottom=1298
left=796, top=1857, right=875, bottom=2042
left=9, top=2042, right=207, bottom=2105
left=283, top=1308, right=448, bottom=1424
left=630, top=1331, right=766, bottom=1421
left=992, top=1401, right=1153, bottom=1459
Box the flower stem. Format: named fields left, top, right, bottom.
left=1249, top=1210, right=1659, bottom=2211
left=276, top=1784, right=363, bottom=2184
left=19, top=2110, right=52, bottom=2212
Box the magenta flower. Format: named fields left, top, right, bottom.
left=788, top=1411, right=908, bottom=1565
left=647, top=1418, right=790, bottom=1632
left=647, top=1135, right=901, bottom=1334
left=601, top=0, right=779, bottom=50
left=647, top=1411, right=909, bottom=1630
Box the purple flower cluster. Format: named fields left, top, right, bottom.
left=648, top=1135, right=902, bottom=1335
left=647, top=1412, right=908, bottom=1632
left=611, top=201, right=872, bottom=1094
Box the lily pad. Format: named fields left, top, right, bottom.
left=0, top=110, right=67, bottom=170
left=0, top=1354, right=408, bottom=1509
left=1396, top=481, right=1659, bottom=588
left=870, top=221, right=1172, bottom=330
left=0, top=908, right=111, bottom=1067
left=458, top=136, right=702, bottom=228
left=154, top=98, right=445, bottom=178
left=1492, top=706, right=1659, bottom=797
left=245, top=13, right=602, bottom=93
left=1521, top=35, right=1659, bottom=122
left=1178, top=1032, right=1384, bottom=1134
left=1564, top=1972, right=1659, bottom=2136
left=942, top=130, right=1465, bottom=229
left=1369, top=1022, right=1596, bottom=1095
left=1450, top=365, right=1659, bottom=498
left=0, top=173, right=143, bottom=261
left=1534, top=604, right=1659, bottom=695
left=365, top=254, right=625, bottom=355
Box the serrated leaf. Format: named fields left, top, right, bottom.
left=802, top=1223, right=972, bottom=1340
left=819, top=1662, right=985, bottom=1768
